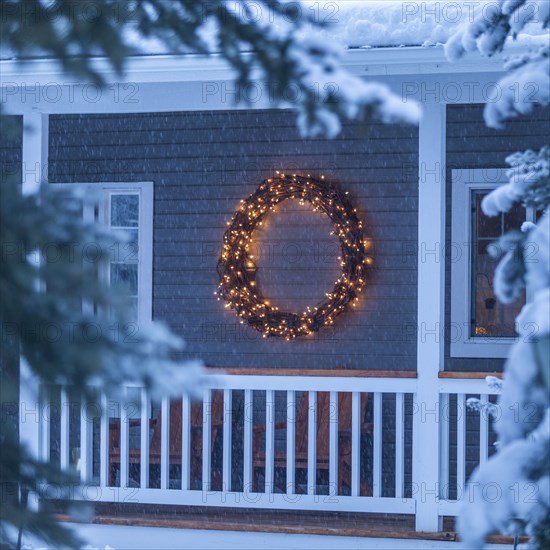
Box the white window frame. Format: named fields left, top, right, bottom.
left=450, top=168, right=533, bottom=358
left=51, top=181, right=153, bottom=326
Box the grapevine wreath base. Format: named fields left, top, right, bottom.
left=215, top=174, right=371, bottom=340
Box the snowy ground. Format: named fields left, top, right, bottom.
left=20, top=523, right=514, bottom=550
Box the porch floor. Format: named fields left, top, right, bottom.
left=30, top=523, right=515, bottom=550
left=80, top=505, right=450, bottom=540
left=53, top=506, right=523, bottom=548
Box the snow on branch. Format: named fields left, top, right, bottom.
left=482, top=146, right=550, bottom=216
left=479, top=146, right=549, bottom=302
left=445, top=0, right=550, bottom=127
left=287, top=34, right=420, bottom=137
left=484, top=45, right=550, bottom=128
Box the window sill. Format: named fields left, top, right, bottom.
left=450, top=338, right=517, bottom=359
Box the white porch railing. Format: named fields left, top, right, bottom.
left=437, top=377, right=500, bottom=518
left=26, top=373, right=500, bottom=528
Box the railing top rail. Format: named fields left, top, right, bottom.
left=205, top=367, right=417, bottom=378
left=438, top=372, right=503, bottom=380
left=205, top=374, right=417, bottom=393
left=438, top=377, right=502, bottom=395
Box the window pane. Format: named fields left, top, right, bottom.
left=471, top=191, right=525, bottom=337
left=125, top=229, right=139, bottom=261
left=504, top=205, right=526, bottom=232
left=111, top=194, right=139, bottom=227
left=127, top=297, right=138, bottom=322
left=110, top=263, right=138, bottom=295
left=475, top=193, right=500, bottom=238
left=109, top=229, right=139, bottom=263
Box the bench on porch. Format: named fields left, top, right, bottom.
left=108, top=394, right=225, bottom=488
left=251, top=390, right=372, bottom=495
left=108, top=384, right=372, bottom=494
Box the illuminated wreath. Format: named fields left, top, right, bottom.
left=215, top=174, right=371, bottom=340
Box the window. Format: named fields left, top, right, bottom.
left=451, top=169, right=535, bottom=358
left=54, top=182, right=153, bottom=325
left=108, top=193, right=141, bottom=321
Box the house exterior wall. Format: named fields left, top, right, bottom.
left=7, top=103, right=548, bottom=375
left=48, top=110, right=419, bottom=371
left=444, top=103, right=550, bottom=372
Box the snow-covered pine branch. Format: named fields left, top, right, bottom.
left=1, top=0, right=421, bottom=138
left=482, top=146, right=550, bottom=215
left=480, top=147, right=549, bottom=304
left=445, top=0, right=550, bottom=128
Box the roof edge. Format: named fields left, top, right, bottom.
left=0, top=43, right=531, bottom=85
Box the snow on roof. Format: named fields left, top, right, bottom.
left=123, top=0, right=549, bottom=56
left=2, top=1, right=548, bottom=61
left=306, top=0, right=467, bottom=49
left=313, top=0, right=546, bottom=48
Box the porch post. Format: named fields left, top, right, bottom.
left=413, top=103, right=446, bottom=532
left=19, top=112, right=49, bottom=509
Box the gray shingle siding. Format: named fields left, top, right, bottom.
left=49, top=110, right=419, bottom=371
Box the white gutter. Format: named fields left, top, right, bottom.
left=0, top=41, right=534, bottom=87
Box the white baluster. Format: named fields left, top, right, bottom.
left=395, top=393, right=405, bottom=499
left=40, top=385, right=51, bottom=464
left=140, top=389, right=150, bottom=489
left=373, top=393, right=382, bottom=497
left=80, top=395, right=92, bottom=484
left=479, top=394, right=489, bottom=466
left=181, top=393, right=190, bottom=491
left=265, top=390, right=275, bottom=494
left=202, top=390, right=212, bottom=492
left=439, top=393, right=450, bottom=500
left=60, top=387, right=70, bottom=472
left=120, top=388, right=129, bottom=488
left=351, top=392, right=360, bottom=497
left=160, top=396, right=170, bottom=490
left=222, top=390, right=232, bottom=492
left=99, top=393, right=109, bottom=487
left=329, top=391, right=338, bottom=496
left=457, top=394, right=466, bottom=498
left=307, top=391, right=317, bottom=495
left=243, top=390, right=253, bottom=493
left=286, top=390, right=295, bottom=495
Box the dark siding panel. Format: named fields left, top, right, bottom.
left=49, top=110, right=419, bottom=371
left=0, top=116, right=22, bottom=185
left=0, top=116, right=23, bottom=434
left=445, top=104, right=550, bottom=372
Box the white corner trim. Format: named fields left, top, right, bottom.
left=22, top=113, right=48, bottom=194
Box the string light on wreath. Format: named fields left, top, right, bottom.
left=215, top=174, right=372, bottom=340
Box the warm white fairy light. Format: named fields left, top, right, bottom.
left=215, top=175, right=371, bottom=340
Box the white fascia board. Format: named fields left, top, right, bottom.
left=0, top=54, right=238, bottom=86
left=0, top=43, right=523, bottom=87
left=344, top=46, right=507, bottom=76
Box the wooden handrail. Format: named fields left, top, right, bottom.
left=438, top=372, right=503, bottom=379
left=204, top=366, right=417, bottom=378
